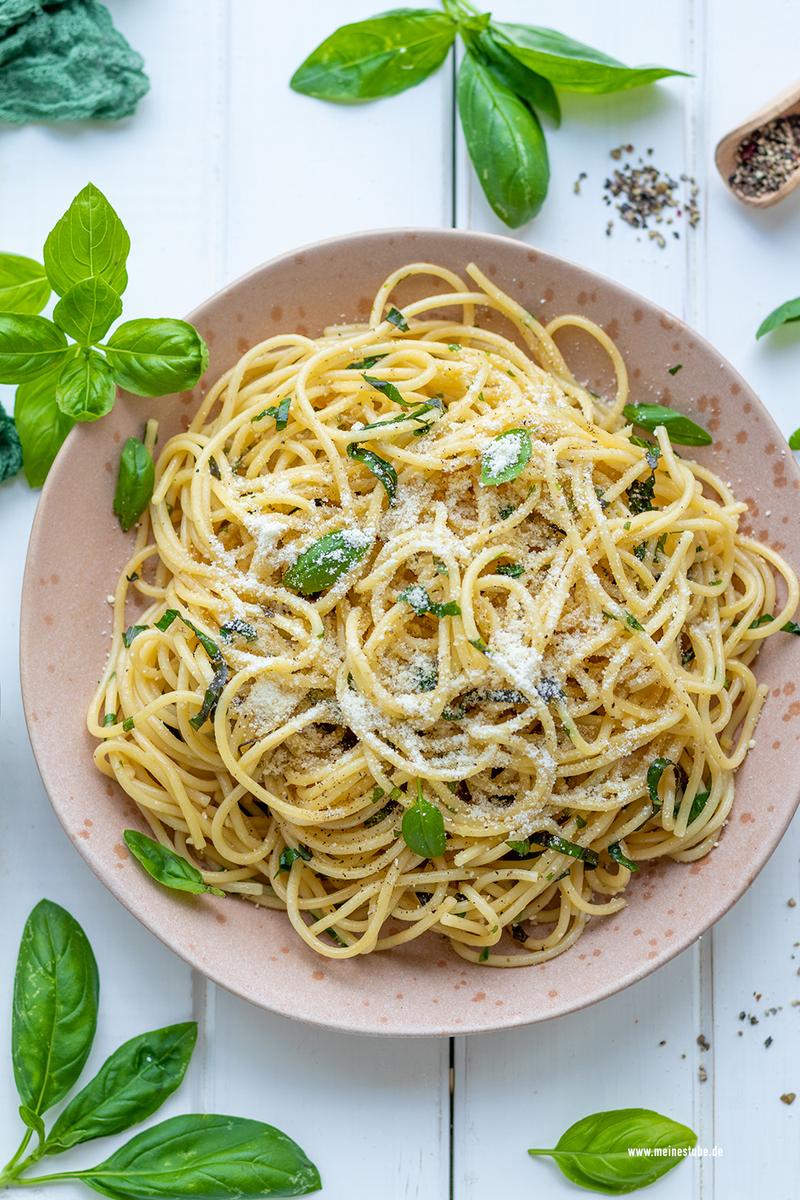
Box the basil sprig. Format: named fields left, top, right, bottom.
left=123, top=830, right=225, bottom=896
left=0, top=900, right=320, bottom=1196
left=0, top=183, right=208, bottom=488
left=113, top=436, right=155, bottom=532
left=401, top=782, right=447, bottom=857
left=623, top=402, right=711, bottom=447
left=284, top=528, right=372, bottom=595
left=528, top=1107, right=696, bottom=1193
left=290, top=2, right=683, bottom=227
left=346, top=442, right=398, bottom=504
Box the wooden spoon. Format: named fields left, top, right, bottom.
left=715, top=80, right=800, bottom=207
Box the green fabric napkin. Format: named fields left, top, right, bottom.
left=0, top=0, right=149, bottom=123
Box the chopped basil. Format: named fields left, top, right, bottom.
left=253, top=394, right=292, bottom=429
left=608, top=842, right=638, bottom=871
left=668, top=363, right=683, bottom=375
left=278, top=845, right=312, bottom=871
left=362, top=372, right=407, bottom=408
left=398, top=584, right=460, bottom=618
left=360, top=397, right=443, bottom=431
left=496, top=561, right=523, bottom=577
left=447, top=343, right=461, bottom=352
left=750, top=613, right=800, bottom=635
left=122, top=717, right=134, bottom=732
left=102, top=712, right=117, bottom=727
left=415, top=661, right=439, bottom=692
left=623, top=402, right=711, bottom=447
left=154, top=613, right=227, bottom=730
left=208, top=456, right=221, bottom=479
left=478, top=946, right=490, bottom=962
left=680, top=642, right=695, bottom=666
left=122, top=624, right=147, bottom=647
left=531, top=831, right=598, bottom=867
left=126, top=570, right=139, bottom=582
left=284, top=528, right=371, bottom=595
left=498, top=503, right=516, bottom=519
left=347, top=353, right=387, bottom=370
left=506, top=838, right=534, bottom=856
left=574, top=815, right=588, bottom=829
left=688, top=790, right=710, bottom=823
left=155, top=609, right=178, bottom=631
left=385, top=305, right=409, bottom=332
left=626, top=472, right=656, bottom=513
left=219, top=618, right=257, bottom=643
left=655, top=532, right=668, bottom=559
left=469, top=636, right=489, bottom=653
left=646, top=756, right=686, bottom=811
left=364, top=799, right=399, bottom=828
left=633, top=542, right=647, bottom=561
left=346, top=442, right=397, bottom=504
left=480, top=427, right=532, bottom=485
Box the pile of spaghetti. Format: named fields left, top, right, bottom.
left=89, top=262, right=798, bottom=966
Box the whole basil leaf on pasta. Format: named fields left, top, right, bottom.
left=346, top=442, right=398, bottom=504
left=0, top=252, right=50, bottom=314
left=43, top=182, right=130, bottom=297
left=44, top=1023, right=198, bottom=1155
left=105, top=318, right=209, bottom=397
left=284, top=528, right=372, bottom=595
left=457, top=52, right=550, bottom=227
left=466, top=27, right=561, bottom=125
left=290, top=9, right=456, bottom=103
left=756, top=295, right=800, bottom=339
left=114, top=437, right=155, bottom=532
left=528, top=1107, right=696, bottom=1193
left=53, top=277, right=123, bottom=346
left=480, top=427, right=532, bottom=484
left=14, top=368, right=75, bottom=486
left=494, top=23, right=687, bottom=93
left=0, top=314, right=69, bottom=382
left=402, top=786, right=446, bottom=858
left=623, top=402, right=711, bottom=446
left=74, top=1113, right=321, bottom=1198
left=56, top=348, right=116, bottom=422
left=123, top=830, right=225, bottom=897
left=12, top=900, right=99, bottom=1116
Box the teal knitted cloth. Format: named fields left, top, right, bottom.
left=0, top=0, right=149, bottom=123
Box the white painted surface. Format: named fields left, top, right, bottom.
left=1, top=2, right=798, bottom=1197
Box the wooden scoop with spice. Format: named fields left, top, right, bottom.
left=715, top=81, right=800, bottom=207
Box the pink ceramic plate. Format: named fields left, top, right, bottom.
left=20, top=230, right=800, bottom=1035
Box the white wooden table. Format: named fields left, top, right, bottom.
left=2, top=3, right=799, bottom=1196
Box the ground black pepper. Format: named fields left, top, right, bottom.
left=575, top=145, right=701, bottom=246
left=729, top=115, right=800, bottom=198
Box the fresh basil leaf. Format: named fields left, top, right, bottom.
left=56, top=348, right=116, bottom=422
left=398, top=584, right=460, bottom=618
left=531, top=831, right=598, bottom=867
left=646, top=756, right=686, bottom=812
left=279, top=845, right=313, bottom=871
left=123, top=830, right=224, bottom=897
left=0, top=314, right=69, bottom=383
left=782, top=620, right=800, bottom=635
left=495, top=23, right=686, bottom=93
left=756, top=296, right=800, bottom=339
left=114, top=437, right=155, bottom=532
left=480, top=427, right=532, bottom=484
left=528, top=1107, right=696, bottom=1193
left=608, top=842, right=638, bottom=872
left=362, top=371, right=407, bottom=408
left=0, top=252, right=50, bottom=314
left=77, top=1113, right=321, bottom=1198
left=43, top=182, right=130, bottom=297
left=688, top=790, right=710, bottom=824
left=53, top=276, right=123, bottom=345
left=44, top=1023, right=198, bottom=1155
left=12, top=899, right=99, bottom=1115
left=346, top=441, right=397, bottom=504
left=623, top=402, right=711, bottom=446
left=123, top=625, right=148, bottom=648
left=385, top=305, right=409, bottom=332
left=790, top=428, right=800, bottom=451
left=402, top=786, right=446, bottom=858
left=284, top=528, right=371, bottom=595
left=105, top=318, right=209, bottom=397
left=290, top=9, right=456, bottom=103
left=457, top=52, right=549, bottom=228
left=14, top=367, right=74, bottom=486
left=219, top=618, right=257, bottom=643
left=468, top=28, right=561, bottom=125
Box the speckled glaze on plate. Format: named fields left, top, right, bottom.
left=20, top=229, right=800, bottom=1036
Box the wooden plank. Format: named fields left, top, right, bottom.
left=453, top=3, right=706, bottom=1196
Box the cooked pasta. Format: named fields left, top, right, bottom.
left=88, top=261, right=799, bottom=966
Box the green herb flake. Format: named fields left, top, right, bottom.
left=496, top=561, right=524, bottom=577
left=667, top=363, right=683, bottom=375
left=608, top=842, right=638, bottom=871
left=398, top=583, right=460, bottom=619
left=278, top=845, right=312, bottom=871
left=102, top=712, right=117, bottom=727
left=346, top=441, right=398, bottom=505
left=385, top=305, right=409, bottom=332
left=219, top=618, right=257, bottom=644
left=122, top=624, right=148, bottom=648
